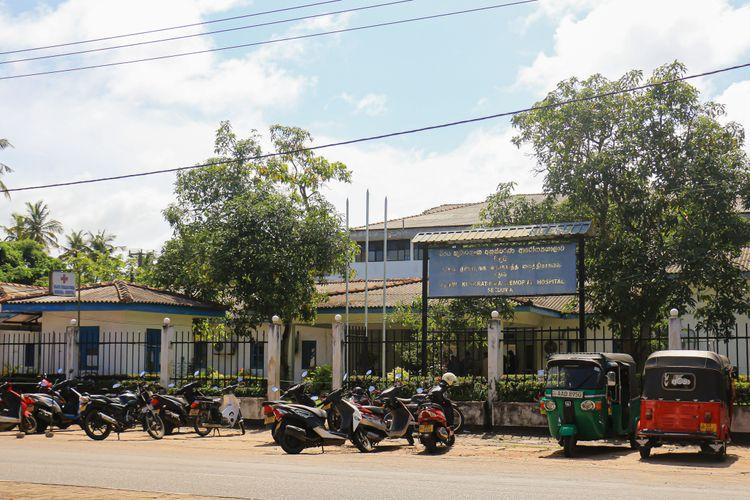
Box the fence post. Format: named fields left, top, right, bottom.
left=267, top=315, right=283, bottom=401
left=160, top=318, right=174, bottom=389
left=332, top=314, right=343, bottom=390
left=487, top=310, right=503, bottom=428
left=65, top=319, right=79, bottom=380
left=668, top=308, right=681, bottom=350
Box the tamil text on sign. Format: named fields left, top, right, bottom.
left=429, top=242, right=577, bottom=297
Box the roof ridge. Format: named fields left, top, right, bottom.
left=113, top=280, right=134, bottom=303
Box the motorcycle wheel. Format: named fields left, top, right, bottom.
left=352, top=428, right=375, bottom=453
left=422, top=434, right=439, bottom=454
left=34, top=419, right=48, bottom=434
left=163, top=422, right=175, bottom=436
left=279, top=423, right=306, bottom=455
left=562, top=435, right=576, bottom=458
left=271, top=421, right=282, bottom=444
left=193, top=411, right=212, bottom=437
left=145, top=413, right=166, bottom=440
left=83, top=411, right=113, bottom=441
left=451, top=405, right=464, bottom=433
left=21, top=414, right=37, bottom=434
left=238, top=418, right=245, bottom=435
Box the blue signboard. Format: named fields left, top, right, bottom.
left=428, top=242, right=578, bottom=297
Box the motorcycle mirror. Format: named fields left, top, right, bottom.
left=237, top=377, right=244, bottom=383
left=343, top=372, right=348, bottom=381
left=212, top=386, right=218, bottom=391
left=311, top=395, right=319, bottom=401
left=112, top=383, right=122, bottom=389
left=301, top=370, right=308, bottom=378
left=395, top=373, right=402, bottom=380
left=368, top=385, right=376, bottom=393
left=139, top=371, right=146, bottom=378
left=168, top=383, right=175, bottom=388
left=56, top=368, right=63, bottom=374
left=271, top=386, right=279, bottom=393
left=193, top=370, right=201, bottom=377
left=366, top=370, right=372, bottom=376
left=416, top=387, right=424, bottom=394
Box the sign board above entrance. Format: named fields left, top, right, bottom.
left=50, top=271, right=77, bottom=297
left=428, top=242, right=577, bottom=297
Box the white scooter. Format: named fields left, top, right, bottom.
left=190, top=377, right=245, bottom=436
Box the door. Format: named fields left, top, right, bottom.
left=78, top=327, right=100, bottom=373
left=301, top=340, right=317, bottom=370
left=145, top=329, right=161, bottom=373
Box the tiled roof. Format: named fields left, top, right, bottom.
left=316, top=278, right=592, bottom=315
left=0, top=282, right=47, bottom=302
left=5, top=280, right=224, bottom=310
left=412, top=221, right=593, bottom=245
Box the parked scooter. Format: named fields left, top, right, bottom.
left=26, top=369, right=83, bottom=435
left=190, top=379, right=245, bottom=437
left=416, top=378, right=456, bottom=454
left=400, top=392, right=464, bottom=433
left=350, top=385, right=415, bottom=453
left=149, top=383, right=195, bottom=436
left=263, top=380, right=320, bottom=443
left=273, top=387, right=354, bottom=454
left=0, top=382, right=35, bottom=437
left=79, top=373, right=164, bottom=440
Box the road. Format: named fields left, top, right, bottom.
left=0, top=428, right=748, bottom=499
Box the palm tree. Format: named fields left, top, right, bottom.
left=62, top=229, right=90, bottom=257
left=0, top=138, right=12, bottom=199
left=3, top=213, right=28, bottom=241
left=19, top=201, right=63, bottom=249
left=88, top=230, right=119, bottom=256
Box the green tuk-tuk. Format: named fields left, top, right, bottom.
left=540, top=352, right=640, bottom=457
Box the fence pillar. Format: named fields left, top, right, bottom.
left=668, top=308, right=681, bottom=350
left=332, top=314, right=343, bottom=390
left=267, top=315, right=283, bottom=401
left=487, top=311, right=503, bottom=427
left=65, top=320, right=79, bottom=380
left=160, top=318, right=174, bottom=389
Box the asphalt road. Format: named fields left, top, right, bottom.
left=0, top=429, right=748, bottom=499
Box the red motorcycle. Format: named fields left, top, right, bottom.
left=417, top=384, right=455, bottom=454
left=0, top=382, right=36, bottom=436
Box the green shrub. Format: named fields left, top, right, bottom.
left=737, top=376, right=750, bottom=405
left=494, top=375, right=545, bottom=402
left=343, top=374, right=487, bottom=401
left=302, top=365, right=332, bottom=395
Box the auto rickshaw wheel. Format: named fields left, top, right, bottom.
left=701, top=442, right=727, bottom=461
left=562, top=436, right=576, bottom=458
left=639, top=446, right=651, bottom=459
left=628, top=435, right=639, bottom=450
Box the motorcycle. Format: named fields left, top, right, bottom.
left=79, top=374, right=164, bottom=440
left=273, top=388, right=353, bottom=454
left=190, top=379, right=245, bottom=437
left=416, top=385, right=455, bottom=454
left=262, top=374, right=321, bottom=444
left=350, top=385, right=415, bottom=453
left=399, top=392, right=464, bottom=433
left=0, top=382, right=35, bottom=437
left=149, top=383, right=195, bottom=436
left=26, top=370, right=83, bottom=435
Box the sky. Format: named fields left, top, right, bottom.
left=1, top=0, right=749, bottom=253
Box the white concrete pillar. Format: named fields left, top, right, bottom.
left=668, top=308, right=681, bottom=350
left=487, top=311, right=503, bottom=426
left=267, top=315, right=283, bottom=401
left=160, top=318, right=174, bottom=389
left=65, top=320, right=79, bottom=380
left=332, top=314, right=343, bottom=390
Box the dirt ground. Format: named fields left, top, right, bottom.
left=1, top=426, right=749, bottom=499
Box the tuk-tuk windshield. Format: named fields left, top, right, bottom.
left=546, top=363, right=602, bottom=390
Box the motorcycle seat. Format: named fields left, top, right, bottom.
left=362, top=405, right=387, bottom=416
left=160, top=395, right=187, bottom=406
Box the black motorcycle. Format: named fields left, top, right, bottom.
left=79, top=380, right=164, bottom=440
left=149, top=382, right=199, bottom=436
left=190, top=381, right=245, bottom=437
left=262, top=381, right=319, bottom=444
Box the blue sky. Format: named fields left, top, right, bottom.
left=1, top=0, right=750, bottom=252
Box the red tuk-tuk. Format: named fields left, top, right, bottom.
left=636, top=350, right=737, bottom=460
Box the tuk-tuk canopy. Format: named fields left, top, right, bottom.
left=547, top=352, right=636, bottom=369
left=644, top=350, right=732, bottom=372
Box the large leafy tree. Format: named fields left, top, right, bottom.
left=502, top=61, right=750, bottom=353
left=0, top=239, right=60, bottom=285
left=154, top=122, right=354, bottom=334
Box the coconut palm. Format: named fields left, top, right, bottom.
left=88, top=230, right=120, bottom=256
left=62, top=229, right=90, bottom=257
left=3, top=213, right=28, bottom=241
left=18, top=201, right=63, bottom=249
left=0, top=138, right=12, bottom=199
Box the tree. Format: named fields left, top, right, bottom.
left=154, top=122, right=355, bottom=334
left=0, top=239, right=60, bottom=285
left=10, top=201, right=63, bottom=249
left=61, top=251, right=128, bottom=284
left=62, top=230, right=90, bottom=257
left=504, top=61, right=750, bottom=355
left=3, top=214, right=28, bottom=241
left=88, top=230, right=119, bottom=256
left=0, top=138, right=11, bottom=198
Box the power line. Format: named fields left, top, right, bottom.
left=0, top=0, right=343, bottom=56
left=0, top=0, right=539, bottom=81
left=5, top=60, right=749, bottom=194
left=0, top=0, right=416, bottom=66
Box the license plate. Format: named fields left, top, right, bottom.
left=419, top=424, right=433, bottom=433
left=264, top=415, right=275, bottom=425
left=189, top=409, right=200, bottom=416
left=551, top=390, right=584, bottom=399
left=700, top=422, right=717, bottom=433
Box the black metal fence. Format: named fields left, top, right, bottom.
left=0, top=331, right=66, bottom=379
left=170, top=330, right=267, bottom=388
left=343, top=326, right=486, bottom=378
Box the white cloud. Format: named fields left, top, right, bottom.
left=340, top=92, right=388, bottom=116
left=517, top=0, right=750, bottom=94
left=716, top=80, right=750, bottom=154
left=321, top=126, right=542, bottom=227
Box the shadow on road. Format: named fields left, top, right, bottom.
left=541, top=444, right=634, bottom=461
left=640, top=450, right=739, bottom=468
